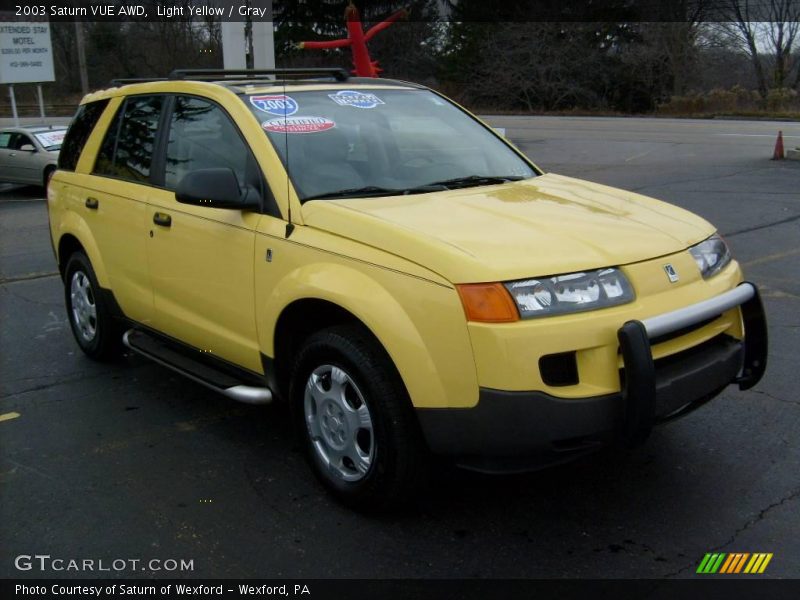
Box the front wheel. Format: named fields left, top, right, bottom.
left=43, top=166, right=56, bottom=190
left=64, top=251, right=121, bottom=361
left=290, top=325, right=429, bottom=511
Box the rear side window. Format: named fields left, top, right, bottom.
left=94, top=95, right=164, bottom=183
left=58, top=99, right=109, bottom=171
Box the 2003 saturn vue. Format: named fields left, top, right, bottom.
left=47, top=68, right=767, bottom=510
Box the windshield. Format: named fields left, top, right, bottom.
left=242, top=88, right=537, bottom=201
left=33, top=129, right=66, bottom=151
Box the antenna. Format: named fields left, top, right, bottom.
left=283, top=76, right=295, bottom=238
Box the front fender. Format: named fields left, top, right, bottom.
left=259, top=261, right=479, bottom=409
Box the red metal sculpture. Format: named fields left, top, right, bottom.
left=297, top=2, right=407, bottom=78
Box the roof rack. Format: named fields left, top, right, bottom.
left=167, top=68, right=349, bottom=82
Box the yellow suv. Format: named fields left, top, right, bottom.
left=48, top=68, right=767, bottom=509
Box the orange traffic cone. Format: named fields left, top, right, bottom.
left=773, top=131, right=785, bottom=160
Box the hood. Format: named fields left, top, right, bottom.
left=301, top=173, right=715, bottom=283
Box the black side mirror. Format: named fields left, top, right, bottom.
left=175, top=168, right=259, bottom=210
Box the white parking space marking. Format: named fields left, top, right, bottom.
left=625, top=148, right=657, bottom=162
left=715, top=133, right=800, bottom=138
left=741, top=248, right=800, bottom=268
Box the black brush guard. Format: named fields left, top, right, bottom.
left=617, top=282, right=767, bottom=445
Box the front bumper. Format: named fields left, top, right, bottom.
left=416, top=282, right=768, bottom=473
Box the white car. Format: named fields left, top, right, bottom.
left=0, top=125, right=67, bottom=188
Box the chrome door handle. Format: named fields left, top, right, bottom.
left=85, top=197, right=99, bottom=209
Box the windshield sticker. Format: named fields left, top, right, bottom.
left=262, top=116, right=336, bottom=134
left=328, top=90, right=384, bottom=109
left=34, top=130, right=66, bottom=148
left=250, top=95, right=299, bottom=117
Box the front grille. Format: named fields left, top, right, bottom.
left=652, top=333, right=735, bottom=370
left=617, top=333, right=743, bottom=419
left=616, top=314, right=722, bottom=356
left=618, top=333, right=740, bottom=382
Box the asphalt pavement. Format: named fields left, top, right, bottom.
left=1, top=116, right=798, bottom=579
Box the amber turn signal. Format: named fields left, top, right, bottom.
left=456, top=283, right=519, bottom=323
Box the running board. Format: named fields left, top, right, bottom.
left=122, top=329, right=272, bottom=405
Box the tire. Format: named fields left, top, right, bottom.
left=43, top=166, right=55, bottom=191
left=64, top=251, right=121, bottom=361
left=290, top=324, right=429, bottom=511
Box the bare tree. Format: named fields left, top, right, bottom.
left=50, top=22, right=77, bottom=93
left=718, top=0, right=800, bottom=99
left=80, top=2, right=222, bottom=88
left=795, top=48, right=800, bottom=88
left=642, top=1, right=709, bottom=96
left=462, top=23, right=620, bottom=112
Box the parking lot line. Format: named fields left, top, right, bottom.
left=715, top=133, right=800, bottom=138
left=0, top=271, right=59, bottom=285
left=741, top=248, right=800, bottom=268
left=0, top=412, right=20, bottom=423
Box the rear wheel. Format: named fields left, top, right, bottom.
left=290, top=324, right=429, bottom=511
left=64, top=252, right=121, bottom=361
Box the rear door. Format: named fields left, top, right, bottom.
left=145, top=94, right=265, bottom=373
left=82, top=95, right=164, bottom=324
left=0, top=130, right=16, bottom=182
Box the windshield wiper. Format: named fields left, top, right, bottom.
left=303, top=185, right=440, bottom=202
left=421, top=175, right=525, bottom=190
left=303, top=176, right=525, bottom=202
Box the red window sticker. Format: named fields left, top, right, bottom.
left=262, top=116, right=335, bottom=134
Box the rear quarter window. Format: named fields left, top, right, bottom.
left=58, top=99, right=110, bottom=171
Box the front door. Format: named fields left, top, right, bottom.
left=146, top=95, right=264, bottom=374
left=0, top=132, right=39, bottom=184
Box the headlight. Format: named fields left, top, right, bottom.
left=503, top=268, right=635, bottom=319
left=689, top=234, right=731, bottom=279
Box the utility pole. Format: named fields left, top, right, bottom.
left=74, top=20, right=89, bottom=94
left=251, top=0, right=275, bottom=69
left=245, top=0, right=254, bottom=69
left=222, top=1, right=275, bottom=70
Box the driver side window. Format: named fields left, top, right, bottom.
left=9, top=133, right=34, bottom=150
left=164, top=96, right=250, bottom=191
